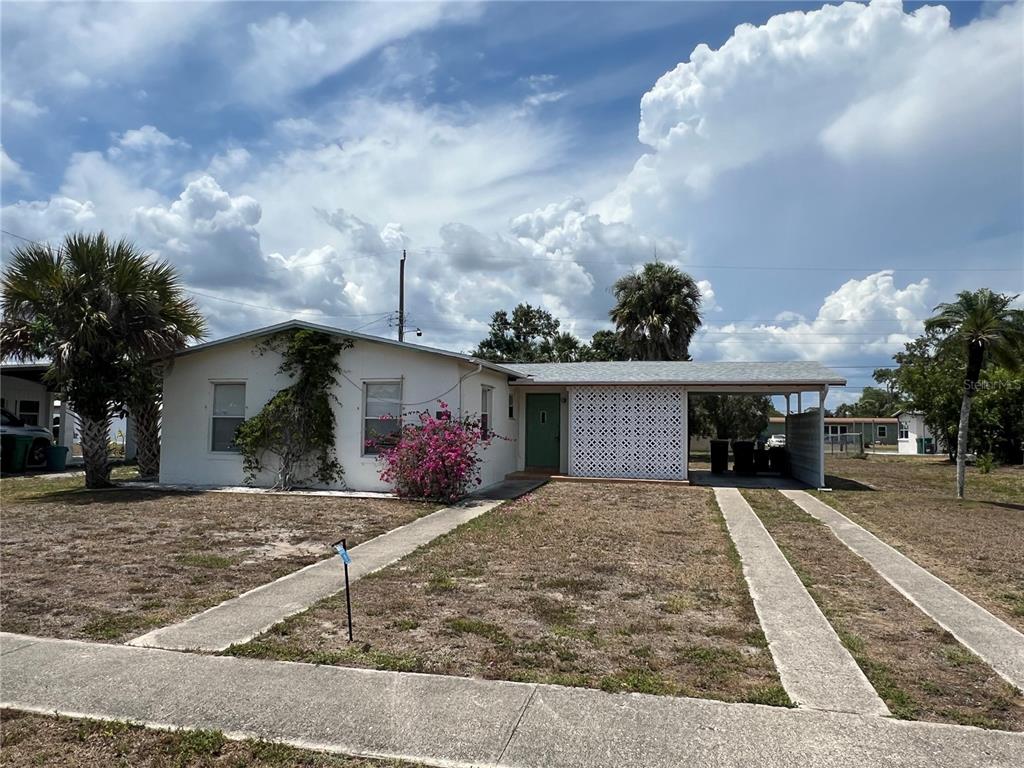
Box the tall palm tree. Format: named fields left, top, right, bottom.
left=610, top=262, right=703, bottom=361
left=924, top=289, right=1023, bottom=499
left=1, top=232, right=206, bottom=487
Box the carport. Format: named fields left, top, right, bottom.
left=509, top=361, right=846, bottom=488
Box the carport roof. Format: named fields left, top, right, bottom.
left=510, top=361, right=846, bottom=387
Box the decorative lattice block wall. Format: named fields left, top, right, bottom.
left=568, top=386, right=685, bottom=480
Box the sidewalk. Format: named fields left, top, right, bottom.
left=2, top=633, right=1021, bottom=768
left=782, top=490, right=1024, bottom=689
left=714, top=488, right=888, bottom=716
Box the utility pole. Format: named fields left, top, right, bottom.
left=398, top=249, right=406, bottom=342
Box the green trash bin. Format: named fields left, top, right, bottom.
left=46, top=445, right=69, bottom=471
left=8, top=436, right=33, bottom=472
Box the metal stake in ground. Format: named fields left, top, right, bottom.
left=332, top=538, right=354, bottom=642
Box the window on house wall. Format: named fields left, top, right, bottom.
left=508, top=392, right=514, bottom=419
left=211, top=383, right=245, bottom=452
left=481, top=386, right=493, bottom=438
left=877, top=424, right=887, bottom=438
left=18, top=400, right=40, bottom=426
left=899, top=422, right=909, bottom=440
left=364, top=381, right=402, bottom=455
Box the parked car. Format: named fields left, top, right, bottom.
left=1, top=408, right=53, bottom=467
left=765, top=434, right=786, bottom=449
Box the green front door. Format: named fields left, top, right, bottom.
left=525, top=393, right=560, bottom=469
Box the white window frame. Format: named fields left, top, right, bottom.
left=899, top=422, right=909, bottom=440
left=481, top=386, right=493, bottom=439
left=17, top=399, right=41, bottom=426
left=363, top=380, right=403, bottom=456
left=210, top=381, right=246, bottom=453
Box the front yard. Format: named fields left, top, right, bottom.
left=821, top=455, right=1024, bottom=630
left=0, top=474, right=436, bottom=643
left=229, top=481, right=789, bottom=706
left=0, top=710, right=415, bottom=768
left=744, top=489, right=1024, bottom=731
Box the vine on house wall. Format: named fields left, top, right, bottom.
left=234, top=329, right=352, bottom=490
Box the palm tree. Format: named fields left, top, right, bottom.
left=1, top=232, right=206, bottom=487
left=610, top=262, right=703, bottom=361
left=924, top=289, right=1023, bottom=499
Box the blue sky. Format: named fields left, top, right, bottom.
left=2, top=1, right=1022, bottom=407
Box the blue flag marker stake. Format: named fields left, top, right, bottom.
left=333, top=538, right=354, bottom=642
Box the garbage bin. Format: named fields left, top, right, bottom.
left=46, top=445, right=69, bottom=471
left=769, top=447, right=789, bottom=475
left=754, top=447, right=771, bottom=473
left=710, top=439, right=730, bottom=474
left=5, top=435, right=34, bottom=472
left=916, top=437, right=923, bottom=454
left=923, top=437, right=935, bottom=455
left=733, top=440, right=755, bottom=475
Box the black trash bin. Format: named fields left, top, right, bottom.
left=733, top=440, right=755, bottom=475
left=754, top=446, right=771, bottom=473
left=710, top=439, right=729, bottom=474
left=769, top=447, right=789, bottom=475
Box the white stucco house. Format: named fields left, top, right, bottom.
left=894, top=409, right=939, bottom=455
left=159, top=320, right=846, bottom=491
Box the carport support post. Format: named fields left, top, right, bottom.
left=819, top=386, right=828, bottom=488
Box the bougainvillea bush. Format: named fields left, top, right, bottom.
left=374, top=402, right=494, bottom=502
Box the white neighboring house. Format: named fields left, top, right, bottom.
left=159, top=320, right=846, bottom=491
left=895, top=409, right=938, bottom=455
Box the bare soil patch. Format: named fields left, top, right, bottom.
left=820, top=455, right=1024, bottom=630
left=0, top=476, right=435, bottom=643
left=744, top=489, right=1024, bottom=731
left=229, top=481, right=788, bottom=706
left=0, top=710, right=415, bottom=767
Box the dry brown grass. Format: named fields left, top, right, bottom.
left=744, top=488, right=1024, bottom=731
left=820, top=455, right=1024, bottom=630
left=0, top=476, right=435, bottom=643
left=0, top=710, right=415, bottom=767
left=229, top=481, right=789, bottom=706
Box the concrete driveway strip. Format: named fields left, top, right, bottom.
left=781, top=489, right=1024, bottom=690
left=129, top=497, right=506, bottom=652
left=713, top=487, right=888, bottom=716
left=3, top=633, right=1022, bottom=768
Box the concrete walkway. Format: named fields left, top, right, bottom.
left=781, top=490, right=1024, bottom=690
left=130, top=496, right=508, bottom=652
left=713, top=488, right=889, bottom=716
left=2, top=633, right=1021, bottom=768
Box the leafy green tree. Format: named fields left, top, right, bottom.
left=610, top=262, right=702, bottom=361
left=473, top=303, right=591, bottom=363
left=924, top=289, right=1023, bottom=498
left=1, top=233, right=206, bottom=487
left=832, top=386, right=902, bottom=418
left=689, top=394, right=773, bottom=440
left=586, top=329, right=627, bottom=361
left=473, top=303, right=562, bottom=362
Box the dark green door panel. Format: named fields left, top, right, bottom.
left=525, top=393, right=560, bottom=468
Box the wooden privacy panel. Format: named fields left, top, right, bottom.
left=568, top=386, right=685, bottom=480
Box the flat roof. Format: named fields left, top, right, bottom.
left=769, top=416, right=897, bottom=424
left=173, top=319, right=526, bottom=377
left=510, top=361, right=846, bottom=387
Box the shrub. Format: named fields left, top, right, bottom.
left=373, top=402, right=495, bottom=502
left=975, top=452, right=998, bottom=474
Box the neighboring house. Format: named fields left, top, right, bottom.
left=764, top=416, right=898, bottom=447
left=159, top=320, right=846, bottom=490
left=0, top=363, right=76, bottom=458
left=0, top=362, right=135, bottom=464
left=893, top=409, right=938, bottom=454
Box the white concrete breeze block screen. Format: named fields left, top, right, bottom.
left=569, top=385, right=685, bottom=480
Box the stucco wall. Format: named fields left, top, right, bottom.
left=511, top=386, right=569, bottom=474
left=160, top=336, right=517, bottom=491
